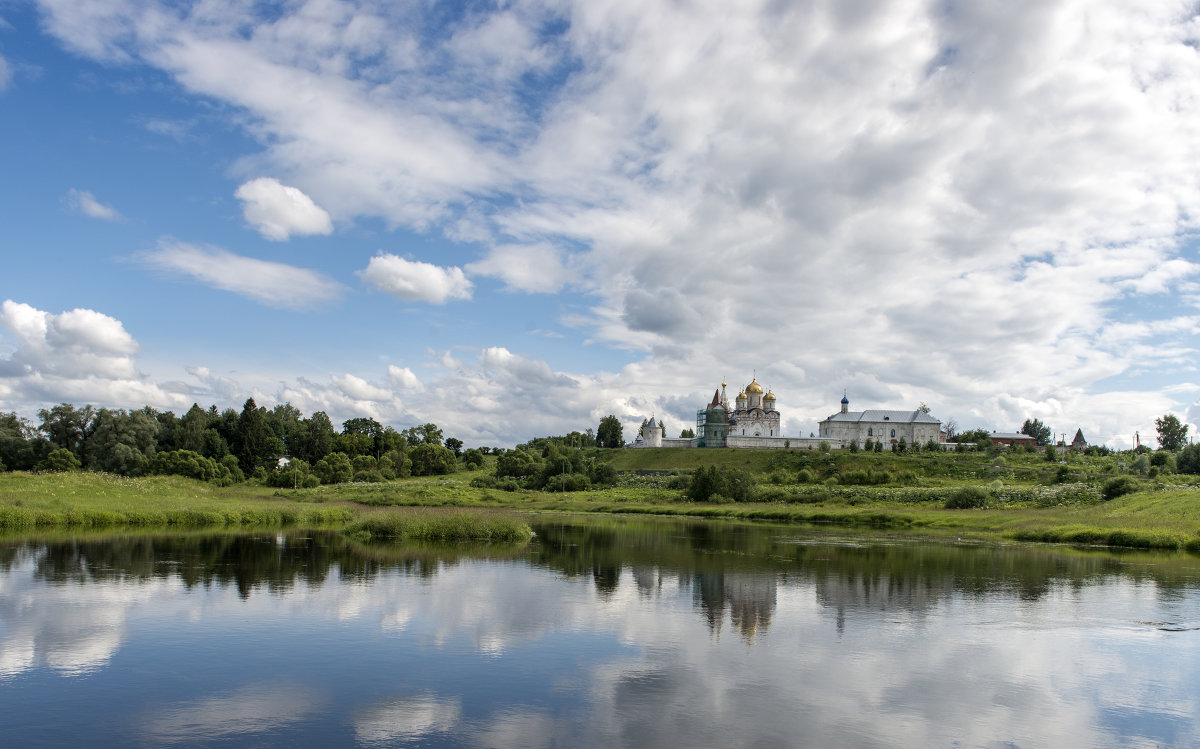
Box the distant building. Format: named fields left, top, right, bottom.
left=1071, top=429, right=1088, bottom=451
left=633, top=376, right=941, bottom=451
left=988, top=432, right=1037, bottom=449
left=817, top=395, right=942, bottom=449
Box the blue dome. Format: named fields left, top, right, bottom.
left=840, top=395, right=849, bottom=404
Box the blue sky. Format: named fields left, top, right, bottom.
left=1, top=0, right=1199, bottom=448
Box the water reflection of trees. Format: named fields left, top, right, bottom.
left=4, top=519, right=1199, bottom=642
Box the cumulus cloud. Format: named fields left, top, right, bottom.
left=388, top=365, right=423, bottom=390
left=234, top=177, right=333, bottom=241
left=66, top=188, right=120, bottom=220
left=360, top=254, right=472, bottom=304
left=0, top=299, right=190, bottom=413
left=139, top=240, right=344, bottom=309
left=466, top=243, right=572, bottom=293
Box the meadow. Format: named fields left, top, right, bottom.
left=2, top=446, right=1199, bottom=551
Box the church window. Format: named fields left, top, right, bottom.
left=890, top=429, right=896, bottom=438
left=868, top=427, right=873, bottom=436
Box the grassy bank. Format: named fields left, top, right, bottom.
left=0, top=471, right=530, bottom=542
left=3, top=460, right=1199, bottom=552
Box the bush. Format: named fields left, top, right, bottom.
left=1102, top=476, right=1139, bottom=501
left=797, top=468, right=815, bottom=484
left=1177, top=444, right=1200, bottom=475
left=1045, top=445, right=1058, bottom=462
left=37, top=448, right=81, bottom=473
left=1054, top=465, right=1071, bottom=483
left=945, top=486, right=989, bottom=509
left=686, top=465, right=756, bottom=502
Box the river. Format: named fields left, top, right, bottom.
left=2, top=516, right=1199, bottom=747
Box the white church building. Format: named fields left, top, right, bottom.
left=632, top=376, right=941, bottom=450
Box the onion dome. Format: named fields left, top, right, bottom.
left=764, top=390, right=775, bottom=401
left=841, top=394, right=850, bottom=404
left=747, top=379, right=764, bottom=394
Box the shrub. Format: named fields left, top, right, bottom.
left=797, top=468, right=815, bottom=484
left=1045, top=445, right=1058, bottom=462
left=1130, top=454, right=1150, bottom=475
left=1102, top=477, right=1139, bottom=501
left=945, top=486, right=989, bottom=509
left=686, top=465, right=756, bottom=502
left=819, top=441, right=831, bottom=453
left=1177, top=444, right=1200, bottom=475
left=1054, top=465, right=1071, bottom=483
left=37, top=448, right=81, bottom=473
left=409, top=443, right=457, bottom=476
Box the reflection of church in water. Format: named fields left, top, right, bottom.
left=692, top=571, right=777, bottom=643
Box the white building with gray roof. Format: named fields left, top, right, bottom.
left=818, top=395, right=942, bottom=449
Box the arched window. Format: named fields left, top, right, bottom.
left=890, top=429, right=896, bottom=438
left=868, top=427, right=873, bottom=436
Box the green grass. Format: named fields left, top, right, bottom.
left=4, top=458, right=1200, bottom=553
left=344, top=508, right=532, bottom=542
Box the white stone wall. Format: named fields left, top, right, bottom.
left=819, top=421, right=940, bottom=449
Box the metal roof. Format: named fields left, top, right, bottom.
left=820, top=409, right=941, bottom=424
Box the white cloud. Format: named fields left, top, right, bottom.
left=0, top=299, right=190, bottom=413
left=466, top=243, right=572, bottom=293
left=234, top=177, right=333, bottom=241
left=0, top=53, right=10, bottom=91
left=360, top=253, right=472, bottom=304
left=331, top=373, right=392, bottom=402
left=140, top=240, right=344, bottom=309
left=388, top=365, right=423, bottom=390
left=66, top=188, right=120, bottom=220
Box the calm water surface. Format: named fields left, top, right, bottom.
left=2, top=517, right=1200, bottom=747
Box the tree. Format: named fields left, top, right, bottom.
left=401, top=423, right=443, bottom=447
left=680, top=428, right=695, bottom=438
left=1155, top=414, right=1189, bottom=451
left=597, top=415, right=624, bottom=448
left=236, top=398, right=269, bottom=473
left=409, top=443, right=456, bottom=476
left=1021, top=418, right=1052, bottom=447
left=315, top=452, right=353, bottom=484
left=38, top=448, right=81, bottom=472
left=1177, top=444, right=1200, bottom=474
left=38, top=403, right=94, bottom=459
left=445, top=437, right=463, bottom=457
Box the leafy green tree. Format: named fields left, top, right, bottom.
left=315, top=452, right=353, bottom=484
left=680, top=428, right=695, bottom=438
left=1155, top=414, right=1189, bottom=451
left=38, top=403, right=94, bottom=459
left=302, top=411, right=335, bottom=463
left=597, top=415, right=624, bottom=448
left=445, top=437, right=463, bottom=457
left=178, top=403, right=209, bottom=453
left=1176, top=444, right=1200, bottom=475
left=38, top=448, right=81, bottom=472
left=409, top=443, right=457, bottom=476
left=0, top=412, right=41, bottom=471
left=84, top=408, right=159, bottom=475
left=462, top=448, right=485, bottom=468
left=496, top=449, right=543, bottom=480
left=1021, top=418, right=1052, bottom=446
left=201, top=429, right=230, bottom=460
left=955, top=429, right=993, bottom=449
left=401, top=423, right=444, bottom=447
left=236, top=398, right=269, bottom=473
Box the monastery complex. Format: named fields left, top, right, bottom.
left=633, top=376, right=942, bottom=450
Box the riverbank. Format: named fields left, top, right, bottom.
left=2, top=469, right=1198, bottom=552
left=0, top=471, right=531, bottom=542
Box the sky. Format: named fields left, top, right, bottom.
left=1, top=0, right=1199, bottom=449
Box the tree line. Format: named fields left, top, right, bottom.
left=0, top=400, right=490, bottom=485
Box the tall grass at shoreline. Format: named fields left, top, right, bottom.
left=343, top=510, right=532, bottom=542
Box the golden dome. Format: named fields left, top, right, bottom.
left=738, top=390, right=747, bottom=399
left=764, top=389, right=775, bottom=400
left=747, top=379, right=764, bottom=394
